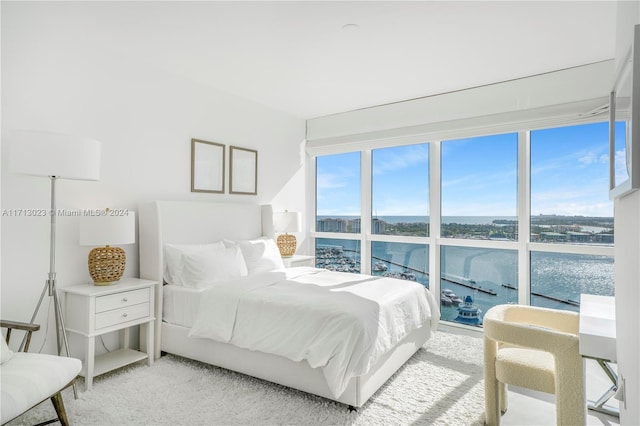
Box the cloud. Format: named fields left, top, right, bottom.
left=372, top=144, right=429, bottom=175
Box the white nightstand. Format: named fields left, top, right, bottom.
left=282, top=255, right=316, bottom=268
left=60, top=278, right=158, bottom=390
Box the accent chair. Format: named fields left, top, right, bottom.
left=483, top=304, right=585, bottom=425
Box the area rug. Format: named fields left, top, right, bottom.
left=7, top=331, right=486, bottom=426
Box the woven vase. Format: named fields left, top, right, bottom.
left=88, top=245, right=126, bottom=285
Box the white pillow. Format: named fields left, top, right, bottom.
left=164, top=242, right=225, bottom=285
left=181, top=246, right=248, bottom=288
left=225, top=237, right=285, bottom=274
left=1, top=338, right=14, bottom=364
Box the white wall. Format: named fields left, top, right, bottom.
left=0, top=2, right=306, bottom=355
left=613, top=2, right=640, bottom=423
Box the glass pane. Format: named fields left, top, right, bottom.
left=315, top=238, right=361, bottom=273
left=371, top=144, right=429, bottom=236
left=371, top=241, right=429, bottom=287
left=530, top=122, right=614, bottom=244
left=316, top=152, right=361, bottom=233
left=440, top=246, right=518, bottom=327
left=613, top=121, right=629, bottom=187
left=530, top=252, right=614, bottom=312
left=441, top=133, right=518, bottom=240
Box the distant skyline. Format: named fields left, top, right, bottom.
left=316, top=121, right=616, bottom=218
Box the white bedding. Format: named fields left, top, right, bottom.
left=162, top=284, right=205, bottom=327
left=189, top=267, right=439, bottom=397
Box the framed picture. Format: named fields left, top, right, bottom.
left=229, top=146, right=258, bottom=195
left=191, top=139, right=225, bottom=193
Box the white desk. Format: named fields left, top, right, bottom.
left=579, top=294, right=618, bottom=417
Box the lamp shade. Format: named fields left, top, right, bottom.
left=79, top=211, right=136, bottom=246
left=274, top=211, right=301, bottom=234
left=9, top=130, right=101, bottom=180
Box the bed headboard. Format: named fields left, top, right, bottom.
left=138, top=200, right=274, bottom=358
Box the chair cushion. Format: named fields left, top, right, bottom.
left=0, top=352, right=81, bottom=424
left=495, top=347, right=555, bottom=394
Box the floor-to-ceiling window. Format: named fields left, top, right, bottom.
left=315, top=152, right=362, bottom=273
left=529, top=122, right=614, bottom=312
left=311, top=120, right=614, bottom=328
left=370, top=144, right=430, bottom=286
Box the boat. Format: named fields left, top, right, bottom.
left=441, top=288, right=463, bottom=305
left=454, top=295, right=482, bottom=326
left=373, top=261, right=388, bottom=272
left=440, top=292, right=452, bottom=305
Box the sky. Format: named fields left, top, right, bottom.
left=316, top=121, right=618, bottom=218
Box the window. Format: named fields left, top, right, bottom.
left=311, top=120, right=614, bottom=328
left=315, top=238, right=361, bottom=273
left=529, top=122, right=614, bottom=312
left=371, top=241, right=429, bottom=287
left=440, top=246, right=517, bottom=326
left=530, top=122, right=614, bottom=245
left=371, top=144, right=429, bottom=236
left=316, top=152, right=361, bottom=233
left=530, top=252, right=614, bottom=312
left=441, top=133, right=518, bottom=240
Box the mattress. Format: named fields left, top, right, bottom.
left=162, top=284, right=204, bottom=328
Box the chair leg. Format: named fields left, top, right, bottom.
left=555, top=354, right=586, bottom=426
left=50, top=392, right=70, bottom=426
left=499, top=382, right=508, bottom=414
left=484, top=336, right=501, bottom=426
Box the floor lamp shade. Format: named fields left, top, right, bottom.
left=9, top=130, right=101, bottom=180
left=80, top=212, right=136, bottom=285
left=274, top=211, right=301, bottom=257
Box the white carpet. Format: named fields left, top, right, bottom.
left=7, top=331, right=486, bottom=426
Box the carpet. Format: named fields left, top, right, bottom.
left=6, top=331, right=486, bottom=425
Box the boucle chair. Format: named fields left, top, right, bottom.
left=483, top=304, right=585, bottom=425
left=1, top=320, right=82, bottom=426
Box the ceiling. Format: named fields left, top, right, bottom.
left=9, top=1, right=619, bottom=120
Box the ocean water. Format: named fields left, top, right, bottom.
left=318, top=215, right=516, bottom=225
left=316, top=237, right=614, bottom=324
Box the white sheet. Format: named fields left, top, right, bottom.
left=162, top=284, right=205, bottom=327
left=189, top=267, right=439, bottom=397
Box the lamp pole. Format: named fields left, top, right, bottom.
left=20, top=176, right=78, bottom=398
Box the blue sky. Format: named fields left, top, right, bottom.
left=316, top=121, right=617, bottom=218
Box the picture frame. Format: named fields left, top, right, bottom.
left=229, top=146, right=258, bottom=195
left=191, top=139, right=225, bottom=193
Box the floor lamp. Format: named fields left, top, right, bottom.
left=10, top=130, right=101, bottom=397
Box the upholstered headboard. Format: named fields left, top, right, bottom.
left=138, top=200, right=274, bottom=357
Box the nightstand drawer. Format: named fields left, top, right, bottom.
left=95, top=303, right=150, bottom=329
left=95, top=288, right=149, bottom=313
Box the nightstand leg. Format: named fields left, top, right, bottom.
left=121, top=327, right=131, bottom=349
left=86, top=336, right=95, bottom=390
left=146, top=321, right=154, bottom=366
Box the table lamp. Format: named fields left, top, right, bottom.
left=274, top=210, right=301, bottom=257
left=79, top=210, right=136, bottom=285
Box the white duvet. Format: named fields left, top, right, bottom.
left=189, top=267, right=439, bottom=397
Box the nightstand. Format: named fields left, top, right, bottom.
left=282, top=255, right=315, bottom=268
left=60, top=278, right=158, bottom=390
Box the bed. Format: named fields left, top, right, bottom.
left=139, top=200, right=439, bottom=408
